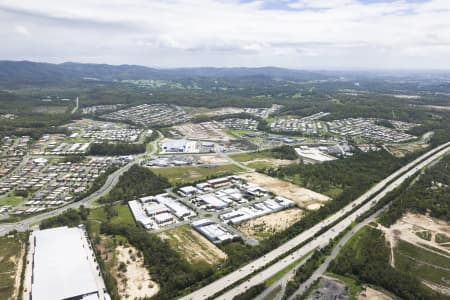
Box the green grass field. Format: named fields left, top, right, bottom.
left=0, top=233, right=27, bottom=300
left=0, top=195, right=26, bottom=207
left=159, top=225, right=226, bottom=265
left=436, top=233, right=450, bottom=244
left=415, top=230, right=432, bottom=241
left=230, top=151, right=274, bottom=162
left=151, top=164, right=244, bottom=185
left=262, top=285, right=282, bottom=300
left=286, top=173, right=344, bottom=198
left=88, top=204, right=135, bottom=226
left=395, top=240, right=450, bottom=286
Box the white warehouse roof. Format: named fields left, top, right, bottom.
left=31, top=226, right=100, bottom=300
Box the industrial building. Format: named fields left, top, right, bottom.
left=220, top=196, right=295, bottom=224
left=295, top=147, right=337, bottom=163
left=28, top=226, right=108, bottom=300
left=196, top=193, right=230, bottom=210
left=192, top=219, right=236, bottom=243
left=128, top=193, right=195, bottom=230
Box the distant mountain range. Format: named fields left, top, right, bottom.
left=0, top=60, right=333, bottom=86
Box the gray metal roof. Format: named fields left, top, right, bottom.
left=31, top=226, right=100, bottom=300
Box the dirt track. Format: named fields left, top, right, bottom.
left=380, top=213, right=450, bottom=258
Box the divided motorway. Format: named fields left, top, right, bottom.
left=180, top=142, right=450, bottom=300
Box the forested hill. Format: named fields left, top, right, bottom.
left=0, top=60, right=332, bottom=86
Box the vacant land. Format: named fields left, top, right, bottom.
left=158, top=225, right=227, bottom=265
left=237, top=208, right=304, bottom=240
left=386, top=141, right=428, bottom=158
left=88, top=204, right=135, bottom=226
left=239, top=172, right=330, bottom=209
left=381, top=213, right=450, bottom=257
left=0, top=195, right=25, bottom=207
left=115, top=245, right=159, bottom=299
left=198, top=155, right=230, bottom=165
left=230, top=151, right=274, bottom=162
left=0, top=233, right=27, bottom=300
left=152, top=164, right=244, bottom=185
left=182, top=106, right=244, bottom=117
left=96, top=235, right=159, bottom=300
left=394, top=240, right=450, bottom=294
left=379, top=213, right=450, bottom=294
left=231, top=151, right=295, bottom=169
left=358, top=286, right=393, bottom=300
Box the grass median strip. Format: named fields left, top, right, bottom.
left=264, top=250, right=315, bottom=288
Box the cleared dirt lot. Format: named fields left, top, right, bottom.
left=239, top=172, right=331, bottom=209
left=387, top=142, right=429, bottom=158
left=380, top=213, right=450, bottom=257
left=237, top=208, right=304, bottom=240
left=159, top=225, right=227, bottom=265
left=379, top=213, right=450, bottom=295
left=0, top=233, right=26, bottom=300
left=358, top=286, right=393, bottom=300
left=183, top=106, right=244, bottom=117
left=173, top=122, right=235, bottom=141
left=242, top=158, right=295, bottom=169
left=115, top=245, right=159, bottom=299
left=198, top=155, right=230, bottom=165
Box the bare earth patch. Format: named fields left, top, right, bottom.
left=242, top=158, right=294, bottom=167
left=159, top=226, right=227, bottom=265
left=203, top=107, right=245, bottom=116
left=379, top=213, right=450, bottom=257
left=239, top=172, right=330, bottom=209
left=423, top=281, right=450, bottom=296
left=237, top=208, right=304, bottom=240
left=10, top=245, right=25, bottom=300
left=198, top=155, right=229, bottom=165
left=115, top=245, right=159, bottom=299
left=358, top=286, right=393, bottom=300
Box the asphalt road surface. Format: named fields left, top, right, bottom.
left=0, top=133, right=162, bottom=236
left=179, top=142, right=450, bottom=300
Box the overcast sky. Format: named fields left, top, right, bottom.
left=1, top=0, right=449, bottom=69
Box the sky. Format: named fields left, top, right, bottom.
left=1, top=0, right=450, bottom=69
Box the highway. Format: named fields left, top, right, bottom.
left=287, top=142, right=450, bottom=299
left=179, top=142, right=450, bottom=300
left=287, top=204, right=389, bottom=300
left=254, top=252, right=314, bottom=300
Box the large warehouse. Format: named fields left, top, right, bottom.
left=29, top=226, right=108, bottom=300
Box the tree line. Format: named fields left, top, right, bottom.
left=89, top=142, right=146, bottom=156
left=329, top=227, right=449, bottom=300
left=98, top=165, right=171, bottom=204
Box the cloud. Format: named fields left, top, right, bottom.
left=0, top=0, right=449, bottom=69
left=15, top=24, right=29, bottom=35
